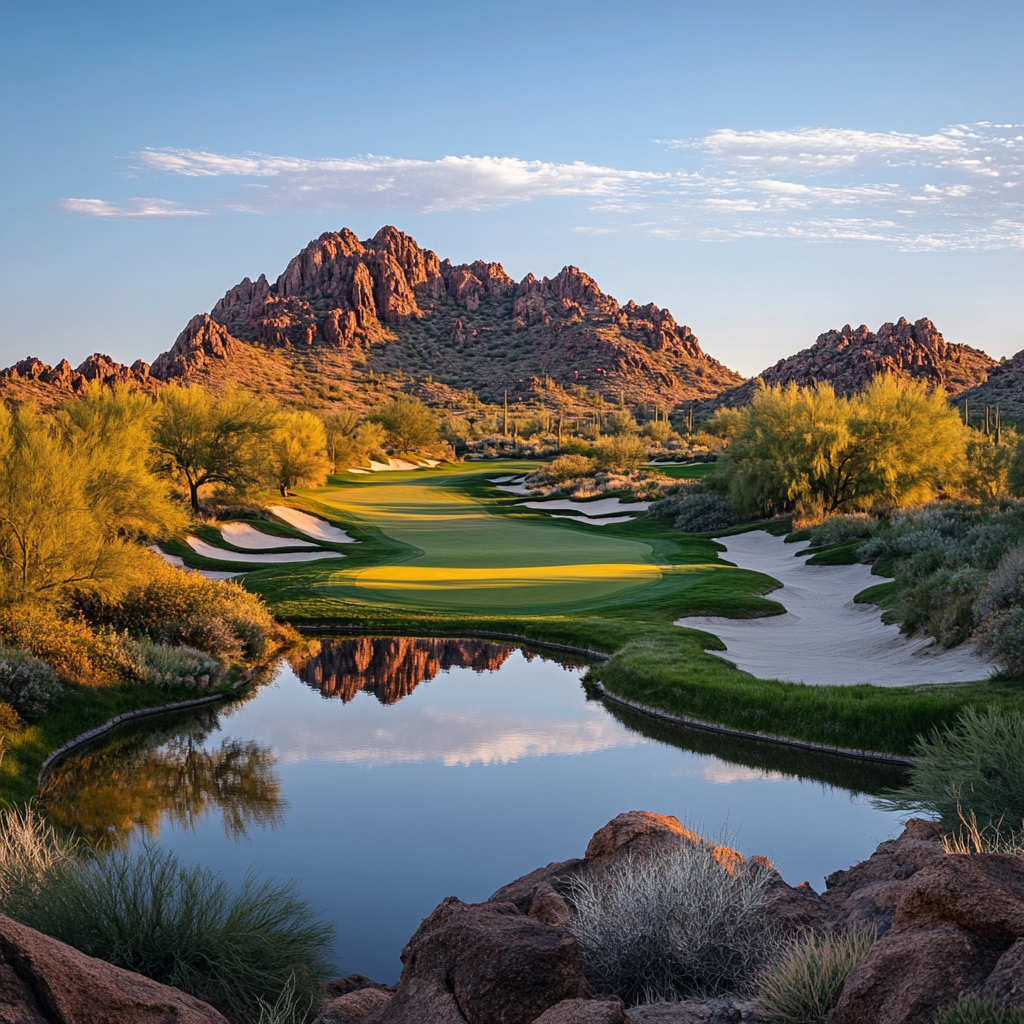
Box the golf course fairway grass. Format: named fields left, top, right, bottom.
left=179, top=461, right=1024, bottom=757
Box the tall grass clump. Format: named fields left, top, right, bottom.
left=0, top=805, right=76, bottom=907
left=6, top=843, right=334, bottom=1021
left=807, top=514, right=877, bottom=548
left=941, top=808, right=1024, bottom=855
left=565, top=838, right=777, bottom=1006
left=934, top=995, right=1024, bottom=1024
left=756, top=925, right=876, bottom=1024
left=880, top=706, right=1024, bottom=829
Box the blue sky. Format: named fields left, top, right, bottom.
left=2, top=0, right=1022, bottom=377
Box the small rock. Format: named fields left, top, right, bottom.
left=313, top=987, right=393, bottom=1024
left=533, top=996, right=629, bottom=1023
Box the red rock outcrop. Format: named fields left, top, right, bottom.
left=0, top=912, right=228, bottom=1023
left=0, top=352, right=153, bottom=394
left=150, top=313, right=239, bottom=379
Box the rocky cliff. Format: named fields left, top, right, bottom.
left=1, top=226, right=744, bottom=410
left=710, top=317, right=996, bottom=410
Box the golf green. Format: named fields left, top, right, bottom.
left=311, top=468, right=663, bottom=611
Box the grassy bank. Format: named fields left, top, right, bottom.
left=166, top=460, right=1017, bottom=758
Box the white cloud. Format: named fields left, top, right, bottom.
left=59, top=122, right=1024, bottom=249
left=60, top=197, right=205, bottom=218
left=132, top=148, right=670, bottom=212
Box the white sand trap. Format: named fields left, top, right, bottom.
left=186, top=537, right=344, bottom=563
left=151, top=546, right=241, bottom=581
left=365, top=457, right=438, bottom=472
left=220, top=521, right=318, bottom=550
left=522, top=497, right=651, bottom=517
left=680, top=531, right=993, bottom=687
left=494, top=483, right=533, bottom=495
left=268, top=506, right=356, bottom=544
left=348, top=468, right=370, bottom=474
left=489, top=475, right=519, bottom=483
left=550, top=514, right=637, bottom=526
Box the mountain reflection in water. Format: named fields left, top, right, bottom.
left=293, top=635, right=588, bottom=705
left=41, top=708, right=283, bottom=848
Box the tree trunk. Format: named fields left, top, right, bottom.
left=188, top=478, right=200, bottom=514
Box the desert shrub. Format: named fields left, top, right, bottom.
left=0, top=647, right=65, bottom=719
left=0, top=703, right=22, bottom=731
left=533, top=454, right=596, bottom=486
left=756, top=925, right=876, bottom=1024
left=674, top=493, right=738, bottom=534
left=101, top=553, right=285, bottom=663
left=807, top=515, right=878, bottom=548
left=881, top=706, right=1024, bottom=829
left=9, top=843, right=334, bottom=1020
left=934, top=995, right=1024, bottom=1024
left=0, top=602, right=102, bottom=682
left=138, top=640, right=222, bottom=689
left=566, top=840, right=777, bottom=1005
left=593, top=435, right=649, bottom=473
left=980, top=607, right=1024, bottom=675
left=975, top=543, right=1024, bottom=622
left=942, top=809, right=1024, bottom=855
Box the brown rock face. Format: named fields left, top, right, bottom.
left=312, top=986, right=393, bottom=1024
left=0, top=352, right=153, bottom=395
left=0, top=912, right=228, bottom=1023
left=150, top=313, right=239, bottom=380
left=717, top=318, right=994, bottom=408
left=376, top=896, right=593, bottom=1024
left=531, top=997, right=629, bottom=1023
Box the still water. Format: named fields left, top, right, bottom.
left=42, top=637, right=909, bottom=983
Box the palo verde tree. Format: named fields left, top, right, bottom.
left=0, top=391, right=183, bottom=604
left=271, top=412, right=331, bottom=495
left=720, top=375, right=967, bottom=516
left=369, top=395, right=439, bottom=452
left=153, top=385, right=278, bottom=513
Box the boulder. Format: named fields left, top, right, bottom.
left=375, top=896, right=593, bottom=1024
left=0, top=912, right=228, bottom=1023
left=312, top=986, right=393, bottom=1024
left=531, top=997, right=629, bottom=1023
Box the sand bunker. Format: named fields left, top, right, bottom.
left=681, top=531, right=993, bottom=687
left=364, top=458, right=440, bottom=472
left=494, top=482, right=532, bottom=495
left=549, top=514, right=637, bottom=526
left=521, top=497, right=651, bottom=517
left=186, top=537, right=344, bottom=563
left=151, top=547, right=241, bottom=581
left=219, top=522, right=318, bottom=550
left=268, top=507, right=356, bottom=543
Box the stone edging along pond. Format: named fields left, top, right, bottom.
left=36, top=675, right=255, bottom=786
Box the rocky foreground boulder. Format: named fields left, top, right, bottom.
left=0, top=912, right=227, bottom=1023
left=314, top=811, right=1024, bottom=1024
left=5, top=810, right=1024, bottom=1024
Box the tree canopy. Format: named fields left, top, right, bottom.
left=153, top=386, right=278, bottom=512
left=719, top=376, right=967, bottom=515
left=369, top=396, right=439, bottom=452
left=271, top=412, right=331, bottom=494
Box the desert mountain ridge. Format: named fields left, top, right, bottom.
left=1, top=225, right=1017, bottom=416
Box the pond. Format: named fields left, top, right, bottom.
left=41, top=637, right=910, bottom=984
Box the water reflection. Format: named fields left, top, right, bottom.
left=41, top=709, right=283, bottom=848
left=41, top=636, right=911, bottom=981
left=292, top=635, right=587, bottom=704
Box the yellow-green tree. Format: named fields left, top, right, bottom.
left=153, top=386, right=278, bottom=512
left=721, top=376, right=966, bottom=515
left=594, top=434, right=649, bottom=472
left=321, top=409, right=362, bottom=472
left=0, top=392, right=182, bottom=604
left=369, top=396, right=439, bottom=452
left=271, top=412, right=331, bottom=495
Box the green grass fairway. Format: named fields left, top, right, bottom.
left=183, top=461, right=1021, bottom=757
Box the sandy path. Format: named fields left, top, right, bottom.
left=521, top=497, right=651, bottom=517
left=220, top=522, right=318, bottom=550
left=268, top=506, right=356, bottom=543
left=186, top=537, right=344, bottom=563
left=680, top=530, right=993, bottom=687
